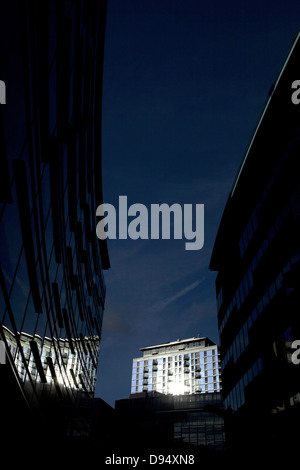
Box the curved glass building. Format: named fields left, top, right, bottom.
left=210, top=32, right=300, bottom=455
left=0, top=0, right=109, bottom=445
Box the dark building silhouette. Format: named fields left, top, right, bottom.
left=210, top=31, right=300, bottom=457
left=0, top=0, right=109, bottom=452
left=115, top=392, right=225, bottom=455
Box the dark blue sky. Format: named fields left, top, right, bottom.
left=95, top=0, right=300, bottom=406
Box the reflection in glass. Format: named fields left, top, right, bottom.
left=2, top=324, right=99, bottom=398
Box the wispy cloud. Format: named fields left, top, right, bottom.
left=148, top=277, right=205, bottom=313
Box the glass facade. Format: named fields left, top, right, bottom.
left=0, top=0, right=109, bottom=434
left=210, top=32, right=300, bottom=454
left=116, top=391, right=225, bottom=452
left=131, top=337, right=222, bottom=396
left=174, top=405, right=225, bottom=448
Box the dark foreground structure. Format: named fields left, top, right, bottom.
left=115, top=392, right=225, bottom=464
left=210, top=31, right=300, bottom=457
left=0, top=0, right=109, bottom=456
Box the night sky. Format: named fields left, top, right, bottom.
left=95, top=0, right=300, bottom=407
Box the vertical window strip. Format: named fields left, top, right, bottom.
left=13, top=159, right=42, bottom=313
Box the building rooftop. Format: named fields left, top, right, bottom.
left=140, top=336, right=216, bottom=352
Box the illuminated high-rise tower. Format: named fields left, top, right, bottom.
left=131, top=336, right=222, bottom=396
left=115, top=337, right=224, bottom=452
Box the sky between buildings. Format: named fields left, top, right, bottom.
left=95, top=0, right=300, bottom=407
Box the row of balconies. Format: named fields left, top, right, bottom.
left=142, top=368, right=203, bottom=377
left=135, top=375, right=221, bottom=387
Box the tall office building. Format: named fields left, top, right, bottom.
left=131, top=337, right=222, bottom=396
left=210, top=32, right=300, bottom=455
left=115, top=337, right=224, bottom=454
left=0, top=0, right=109, bottom=445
